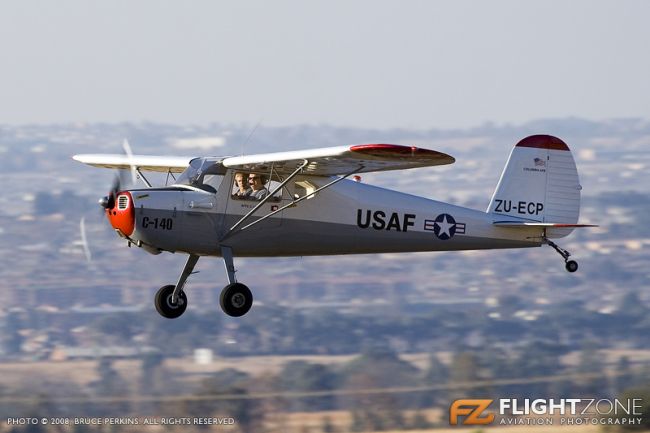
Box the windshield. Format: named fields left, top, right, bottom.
left=175, top=158, right=226, bottom=193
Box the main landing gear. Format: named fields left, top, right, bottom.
left=153, top=247, right=253, bottom=319
left=154, top=254, right=198, bottom=319
left=154, top=285, right=187, bottom=319
left=220, top=283, right=253, bottom=317
left=544, top=237, right=579, bottom=273
left=218, top=246, right=253, bottom=317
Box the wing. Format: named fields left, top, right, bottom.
left=72, top=154, right=195, bottom=173
left=222, top=143, right=454, bottom=176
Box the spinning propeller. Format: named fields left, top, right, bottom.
left=99, top=139, right=140, bottom=210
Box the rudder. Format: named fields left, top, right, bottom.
left=487, top=135, right=582, bottom=238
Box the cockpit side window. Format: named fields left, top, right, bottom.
left=176, top=158, right=225, bottom=193
left=231, top=171, right=281, bottom=202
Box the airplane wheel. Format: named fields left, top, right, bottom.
left=154, top=284, right=187, bottom=319
left=565, top=260, right=578, bottom=273
left=220, top=283, right=253, bottom=317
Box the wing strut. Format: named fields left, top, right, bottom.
left=165, top=169, right=176, bottom=186
left=236, top=166, right=362, bottom=232
left=222, top=160, right=309, bottom=239
left=220, top=163, right=363, bottom=241
left=136, top=168, right=152, bottom=188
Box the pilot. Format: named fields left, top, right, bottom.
left=248, top=173, right=269, bottom=200
left=232, top=172, right=252, bottom=199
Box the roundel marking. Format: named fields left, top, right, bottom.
left=433, top=213, right=457, bottom=240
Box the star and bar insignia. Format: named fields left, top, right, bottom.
left=424, top=213, right=466, bottom=240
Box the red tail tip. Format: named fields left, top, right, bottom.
left=516, top=135, right=570, bottom=151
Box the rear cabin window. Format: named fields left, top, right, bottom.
left=292, top=180, right=318, bottom=200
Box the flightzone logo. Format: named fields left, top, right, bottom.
left=450, top=398, right=644, bottom=426
left=449, top=399, right=494, bottom=425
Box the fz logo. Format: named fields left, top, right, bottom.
left=449, top=399, right=494, bottom=425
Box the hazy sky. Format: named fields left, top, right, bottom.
left=1, top=0, right=649, bottom=129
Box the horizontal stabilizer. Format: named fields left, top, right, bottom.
left=493, top=221, right=598, bottom=228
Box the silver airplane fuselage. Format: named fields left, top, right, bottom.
left=112, top=174, right=542, bottom=258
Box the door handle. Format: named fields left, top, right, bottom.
left=188, top=201, right=214, bottom=209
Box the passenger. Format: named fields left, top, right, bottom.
left=248, top=173, right=269, bottom=200
left=232, top=172, right=252, bottom=199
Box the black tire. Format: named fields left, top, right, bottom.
left=565, top=260, right=578, bottom=273
left=154, top=284, right=188, bottom=319
left=220, top=283, right=253, bottom=317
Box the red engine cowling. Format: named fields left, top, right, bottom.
left=106, top=192, right=135, bottom=236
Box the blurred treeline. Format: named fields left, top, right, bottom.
left=2, top=291, right=649, bottom=432
left=3, top=291, right=649, bottom=358
left=2, top=344, right=650, bottom=432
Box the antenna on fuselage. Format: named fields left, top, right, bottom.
left=241, top=120, right=262, bottom=156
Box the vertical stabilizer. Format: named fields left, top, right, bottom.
left=487, top=135, right=582, bottom=238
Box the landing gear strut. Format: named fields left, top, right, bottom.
left=219, top=246, right=253, bottom=317
left=154, top=254, right=199, bottom=319
left=544, top=237, right=578, bottom=273
left=153, top=248, right=254, bottom=318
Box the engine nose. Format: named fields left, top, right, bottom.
left=106, top=191, right=135, bottom=237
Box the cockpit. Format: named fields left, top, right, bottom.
left=174, top=157, right=226, bottom=193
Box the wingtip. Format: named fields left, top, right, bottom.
left=349, top=143, right=455, bottom=164
left=72, top=154, right=96, bottom=164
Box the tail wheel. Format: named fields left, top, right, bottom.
left=565, top=260, right=579, bottom=273
left=220, top=283, right=253, bottom=317
left=155, top=284, right=188, bottom=319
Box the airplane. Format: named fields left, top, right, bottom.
left=73, top=134, right=597, bottom=319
